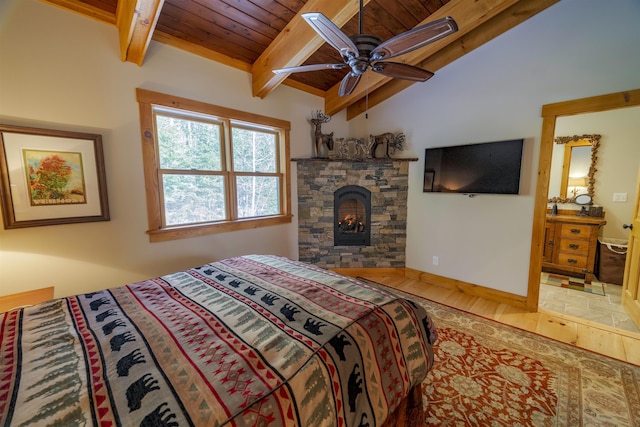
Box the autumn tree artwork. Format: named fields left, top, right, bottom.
left=24, top=150, right=86, bottom=205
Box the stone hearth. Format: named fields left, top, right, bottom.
left=294, top=158, right=415, bottom=268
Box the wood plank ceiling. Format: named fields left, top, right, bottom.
left=43, top=0, right=559, bottom=119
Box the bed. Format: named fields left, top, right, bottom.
left=0, top=255, right=436, bottom=426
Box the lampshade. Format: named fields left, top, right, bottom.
left=568, top=176, right=588, bottom=187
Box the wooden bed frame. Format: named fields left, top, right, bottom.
left=0, top=286, right=54, bottom=312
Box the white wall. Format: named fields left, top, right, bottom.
left=0, top=0, right=326, bottom=298
left=348, top=0, right=640, bottom=295
left=554, top=107, right=640, bottom=241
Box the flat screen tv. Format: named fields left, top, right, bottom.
left=423, top=139, right=524, bottom=194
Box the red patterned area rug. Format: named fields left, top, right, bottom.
left=364, top=281, right=640, bottom=426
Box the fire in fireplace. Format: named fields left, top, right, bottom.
left=334, top=185, right=371, bottom=246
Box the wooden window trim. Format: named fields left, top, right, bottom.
left=136, top=88, right=292, bottom=242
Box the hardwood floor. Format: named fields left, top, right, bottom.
left=340, top=270, right=640, bottom=366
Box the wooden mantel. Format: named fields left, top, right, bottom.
left=292, top=157, right=418, bottom=162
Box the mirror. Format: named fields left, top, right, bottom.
left=574, top=194, right=592, bottom=216
left=548, top=134, right=600, bottom=204
left=574, top=194, right=592, bottom=205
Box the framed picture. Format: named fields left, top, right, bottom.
left=0, top=124, right=110, bottom=229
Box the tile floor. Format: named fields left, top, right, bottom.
left=539, top=281, right=640, bottom=334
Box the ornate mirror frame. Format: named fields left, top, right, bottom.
left=547, top=134, right=600, bottom=204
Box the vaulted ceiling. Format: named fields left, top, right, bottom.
left=43, top=0, right=558, bottom=119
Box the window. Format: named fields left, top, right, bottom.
left=136, top=89, right=291, bottom=242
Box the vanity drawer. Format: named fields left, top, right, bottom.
left=559, top=224, right=592, bottom=240
left=543, top=214, right=606, bottom=283
left=558, top=239, right=589, bottom=255
left=557, top=253, right=588, bottom=268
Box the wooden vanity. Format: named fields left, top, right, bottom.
left=542, top=213, right=606, bottom=283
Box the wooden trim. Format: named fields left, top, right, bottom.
left=292, top=158, right=418, bottom=163
left=527, top=88, right=640, bottom=311
left=330, top=267, right=406, bottom=277
left=526, top=116, right=556, bottom=311
left=136, top=89, right=291, bottom=130
left=541, top=89, right=640, bottom=118
left=282, top=129, right=292, bottom=222
left=405, top=268, right=527, bottom=309
left=147, top=215, right=293, bottom=242
left=137, top=99, right=163, bottom=231
left=0, top=287, right=54, bottom=312
left=336, top=267, right=526, bottom=308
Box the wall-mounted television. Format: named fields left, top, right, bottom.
left=423, top=139, right=524, bottom=195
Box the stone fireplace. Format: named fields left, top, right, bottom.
left=294, top=158, right=415, bottom=268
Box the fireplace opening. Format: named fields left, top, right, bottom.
left=334, top=185, right=371, bottom=246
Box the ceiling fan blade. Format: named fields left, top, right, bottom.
left=273, top=63, right=348, bottom=74
left=370, top=16, right=458, bottom=61
left=302, top=12, right=359, bottom=59
left=371, top=62, right=434, bottom=82
left=339, top=72, right=362, bottom=97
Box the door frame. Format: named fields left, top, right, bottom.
left=526, top=88, right=640, bottom=311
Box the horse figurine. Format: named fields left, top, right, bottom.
left=310, top=110, right=334, bottom=158
left=369, top=132, right=405, bottom=158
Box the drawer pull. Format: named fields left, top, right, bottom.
left=569, top=243, right=579, bottom=249
left=570, top=228, right=581, bottom=234
left=568, top=258, right=578, bottom=264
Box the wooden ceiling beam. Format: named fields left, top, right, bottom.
left=346, top=0, right=561, bottom=120
left=324, top=0, right=527, bottom=117
left=116, top=0, right=164, bottom=66
left=251, top=0, right=372, bottom=99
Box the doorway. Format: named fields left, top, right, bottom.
left=526, top=88, right=640, bottom=332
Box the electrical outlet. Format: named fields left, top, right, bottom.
left=613, top=193, right=627, bottom=202
left=432, top=256, right=439, bottom=266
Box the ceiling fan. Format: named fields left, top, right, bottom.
left=273, top=0, right=458, bottom=97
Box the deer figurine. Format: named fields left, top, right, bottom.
left=310, top=110, right=334, bottom=158
left=369, top=132, right=406, bottom=158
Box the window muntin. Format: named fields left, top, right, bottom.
left=137, top=88, right=291, bottom=242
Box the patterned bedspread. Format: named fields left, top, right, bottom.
left=0, top=255, right=436, bottom=426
